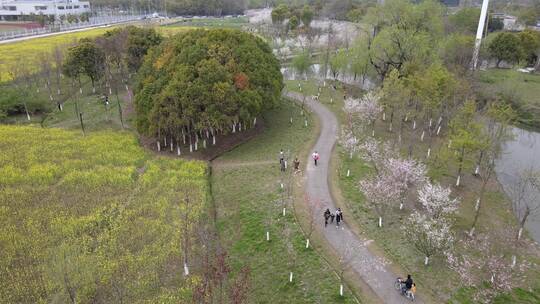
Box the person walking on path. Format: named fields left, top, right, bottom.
left=280, top=160, right=286, bottom=172
left=279, top=149, right=284, bottom=164
left=312, top=151, right=320, bottom=166
left=329, top=211, right=335, bottom=224
left=336, top=208, right=343, bottom=227
left=324, top=208, right=331, bottom=227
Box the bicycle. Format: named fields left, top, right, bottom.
left=394, top=277, right=415, bottom=301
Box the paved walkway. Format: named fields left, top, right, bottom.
left=285, top=91, right=424, bottom=304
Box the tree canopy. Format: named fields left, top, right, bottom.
left=62, top=39, right=105, bottom=87
left=134, top=29, right=283, bottom=141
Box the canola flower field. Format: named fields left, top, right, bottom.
left=0, top=125, right=207, bottom=303
left=0, top=25, right=191, bottom=81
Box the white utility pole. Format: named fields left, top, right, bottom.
left=470, top=0, right=490, bottom=70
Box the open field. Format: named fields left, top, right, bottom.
left=211, top=99, right=360, bottom=303
left=285, top=79, right=540, bottom=303
left=0, top=24, right=192, bottom=81
left=477, top=69, right=540, bottom=129
left=0, top=125, right=208, bottom=303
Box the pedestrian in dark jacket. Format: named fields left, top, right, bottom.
left=324, top=208, right=330, bottom=227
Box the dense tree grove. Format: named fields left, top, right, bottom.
left=135, top=29, right=283, bottom=150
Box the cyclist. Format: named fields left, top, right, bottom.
left=402, top=274, right=414, bottom=294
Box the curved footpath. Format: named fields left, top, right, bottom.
left=285, top=91, right=424, bottom=304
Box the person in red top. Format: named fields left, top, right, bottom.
left=312, top=151, right=320, bottom=166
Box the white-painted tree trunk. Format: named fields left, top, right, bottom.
left=420, top=131, right=425, bottom=141
left=436, top=125, right=442, bottom=135
left=203, top=140, right=207, bottom=149
left=469, top=227, right=475, bottom=237
left=282, top=207, right=286, bottom=216
left=304, top=119, right=308, bottom=127
left=378, top=216, right=382, bottom=227
left=189, top=144, right=193, bottom=153
left=170, top=140, right=174, bottom=152
left=340, top=284, right=344, bottom=296
left=511, top=255, right=517, bottom=268
left=280, top=183, right=284, bottom=189
left=413, top=120, right=416, bottom=130
left=427, top=148, right=431, bottom=158
left=290, top=117, right=293, bottom=124
left=405, top=114, right=409, bottom=122
left=518, top=227, right=523, bottom=240
left=184, top=262, right=189, bottom=276
left=389, top=122, right=393, bottom=132
left=424, top=256, right=429, bottom=265
left=306, top=238, right=310, bottom=248
left=93, top=86, right=96, bottom=94
left=448, top=140, right=452, bottom=148
left=284, top=161, right=287, bottom=169
left=382, top=112, right=386, bottom=121
left=195, top=141, right=198, bottom=151
left=456, top=175, right=461, bottom=187
left=59, top=103, right=63, bottom=111
left=79, top=88, right=83, bottom=94
left=330, top=98, right=333, bottom=104
left=232, top=123, right=236, bottom=133
left=371, top=130, right=375, bottom=137
left=109, top=87, right=112, bottom=95
left=399, top=202, right=403, bottom=210
left=213, top=136, right=216, bottom=145
left=177, top=146, right=181, bottom=156
left=266, top=231, right=270, bottom=241
left=349, top=151, right=353, bottom=159
left=474, top=165, right=480, bottom=175
left=289, top=272, right=293, bottom=282
left=125, top=84, right=129, bottom=92
left=429, top=118, right=433, bottom=128
left=164, top=137, right=167, bottom=147
left=26, top=112, right=31, bottom=121
left=239, top=122, right=242, bottom=131
left=157, top=141, right=161, bottom=152
left=475, top=198, right=480, bottom=211
left=254, top=117, right=257, bottom=126
left=346, top=169, right=350, bottom=177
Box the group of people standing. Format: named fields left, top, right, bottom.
left=324, top=208, right=343, bottom=228
left=279, top=149, right=301, bottom=174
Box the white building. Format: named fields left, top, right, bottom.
left=0, top=0, right=90, bottom=20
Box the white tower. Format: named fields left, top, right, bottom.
left=470, top=0, right=490, bottom=70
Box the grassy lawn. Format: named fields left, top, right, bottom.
left=477, top=69, right=540, bottom=129
left=211, top=99, right=360, bottom=303
left=285, top=79, right=540, bottom=303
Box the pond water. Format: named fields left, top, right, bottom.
left=495, top=126, right=540, bottom=243
left=281, top=64, right=375, bottom=90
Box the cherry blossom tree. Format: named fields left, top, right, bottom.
left=403, top=211, right=453, bottom=265
left=343, top=96, right=363, bottom=132
left=340, top=130, right=359, bottom=159
left=418, top=181, right=460, bottom=219
left=446, top=234, right=531, bottom=303
left=359, top=173, right=401, bottom=227
left=385, top=157, right=427, bottom=209
left=357, top=91, right=383, bottom=136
